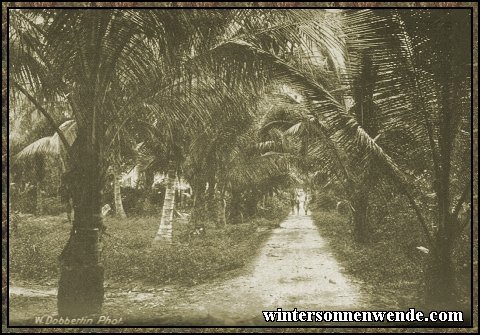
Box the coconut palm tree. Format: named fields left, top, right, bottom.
left=10, top=7, right=470, bottom=316
left=15, top=116, right=137, bottom=220
left=260, top=9, right=471, bottom=308
left=388, top=9, right=472, bottom=309
left=134, top=108, right=188, bottom=243
left=10, top=9, right=240, bottom=316
left=10, top=8, right=293, bottom=315
left=212, top=9, right=471, bottom=308
left=5, top=8, right=356, bottom=316
left=14, top=119, right=76, bottom=216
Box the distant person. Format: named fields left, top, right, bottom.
left=290, top=193, right=296, bottom=214
left=296, top=196, right=300, bottom=215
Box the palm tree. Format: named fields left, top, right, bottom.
left=211, top=9, right=470, bottom=308
left=112, top=166, right=127, bottom=219
left=14, top=119, right=77, bottom=215
left=10, top=8, right=274, bottom=315
left=7, top=8, right=350, bottom=315
left=274, top=10, right=470, bottom=308
left=136, top=121, right=185, bottom=243
left=182, top=80, right=299, bottom=227
left=15, top=118, right=134, bottom=219
left=184, top=89, right=257, bottom=226
left=10, top=7, right=470, bottom=316
left=10, top=9, right=234, bottom=316
left=259, top=83, right=367, bottom=230
left=389, top=9, right=471, bottom=309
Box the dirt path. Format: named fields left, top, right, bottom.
left=10, top=213, right=364, bottom=326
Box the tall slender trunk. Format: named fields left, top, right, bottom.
left=113, top=168, right=126, bottom=218
left=57, top=133, right=104, bottom=317
left=142, top=168, right=154, bottom=213
left=216, top=186, right=227, bottom=227
left=191, top=179, right=206, bottom=228
left=212, top=188, right=226, bottom=228
left=207, top=171, right=217, bottom=223
left=230, top=189, right=242, bottom=224
left=175, top=189, right=181, bottom=209
left=35, top=181, right=43, bottom=216
left=425, top=214, right=456, bottom=309
left=425, top=133, right=457, bottom=308
left=154, top=169, right=176, bottom=243
left=423, top=53, right=461, bottom=309
left=352, top=191, right=370, bottom=244
left=34, top=155, right=45, bottom=216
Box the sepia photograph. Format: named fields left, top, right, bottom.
left=3, top=2, right=476, bottom=330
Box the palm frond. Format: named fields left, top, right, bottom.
left=15, top=119, right=76, bottom=162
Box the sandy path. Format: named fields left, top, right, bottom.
left=115, top=212, right=364, bottom=325
left=10, top=213, right=364, bottom=326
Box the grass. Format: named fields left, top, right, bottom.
left=10, top=211, right=287, bottom=288
left=311, top=210, right=470, bottom=312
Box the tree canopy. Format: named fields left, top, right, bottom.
left=8, top=7, right=472, bottom=317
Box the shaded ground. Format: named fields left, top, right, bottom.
left=9, top=212, right=364, bottom=326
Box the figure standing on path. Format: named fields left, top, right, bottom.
left=296, top=196, right=300, bottom=215
left=290, top=192, right=296, bottom=214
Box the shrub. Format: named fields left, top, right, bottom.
left=10, top=214, right=277, bottom=287
left=311, top=209, right=470, bottom=311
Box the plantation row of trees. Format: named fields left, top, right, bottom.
left=9, top=8, right=471, bottom=316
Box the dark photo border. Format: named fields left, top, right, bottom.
left=2, top=2, right=477, bottom=333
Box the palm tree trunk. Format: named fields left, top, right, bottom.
left=216, top=186, right=227, bottom=227
left=425, top=81, right=458, bottom=309
left=142, top=168, right=154, bottom=213
left=230, top=189, right=242, bottom=224
left=191, top=179, right=206, bottom=228
left=113, top=168, right=126, bottom=218
left=425, top=149, right=456, bottom=308
left=175, top=189, right=181, bottom=209
left=221, top=187, right=227, bottom=226
left=34, top=155, right=45, bottom=216
left=352, top=192, right=370, bottom=244
left=35, top=181, right=43, bottom=216
left=154, top=169, right=176, bottom=243
left=425, top=218, right=456, bottom=309
left=206, top=170, right=217, bottom=222
left=57, top=136, right=104, bottom=317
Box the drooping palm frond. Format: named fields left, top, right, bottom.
left=258, top=82, right=357, bottom=190
left=15, top=136, right=55, bottom=161
left=15, top=119, right=77, bottom=163
left=390, top=10, right=471, bottom=193
left=190, top=9, right=470, bottom=244
left=10, top=8, right=470, bottom=235
left=212, top=38, right=419, bottom=190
